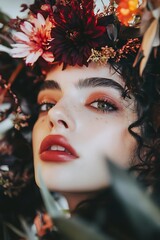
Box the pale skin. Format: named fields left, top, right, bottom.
left=32, top=63, right=138, bottom=210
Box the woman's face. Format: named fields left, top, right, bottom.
left=33, top=63, right=138, bottom=193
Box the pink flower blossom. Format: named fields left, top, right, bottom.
left=11, top=13, right=54, bottom=65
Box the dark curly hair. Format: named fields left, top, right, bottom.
left=111, top=49, right=160, bottom=198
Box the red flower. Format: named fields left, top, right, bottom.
left=51, top=0, right=106, bottom=68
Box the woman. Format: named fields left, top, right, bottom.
left=1, top=0, right=160, bottom=239
left=32, top=62, right=139, bottom=210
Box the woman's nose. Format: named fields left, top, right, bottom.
left=47, top=103, right=75, bottom=131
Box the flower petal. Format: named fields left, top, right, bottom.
left=37, top=13, right=46, bottom=26
left=25, top=49, right=43, bottom=65
left=13, top=32, right=30, bottom=42
left=0, top=45, right=12, bottom=54
left=42, top=51, right=54, bottom=62
left=20, top=21, right=33, bottom=35
left=11, top=50, right=30, bottom=58
left=33, top=13, right=46, bottom=29
left=11, top=46, right=30, bottom=57
left=11, top=43, right=31, bottom=49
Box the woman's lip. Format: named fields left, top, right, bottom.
left=39, top=135, right=79, bottom=163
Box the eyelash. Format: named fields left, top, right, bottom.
left=38, top=98, right=118, bottom=114
left=88, top=98, right=118, bottom=113
left=38, top=102, right=55, bottom=113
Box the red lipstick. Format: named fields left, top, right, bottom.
left=39, top=135, right=78, bottom=163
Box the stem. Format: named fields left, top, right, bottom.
left=0, top=62, right=24, bottom=104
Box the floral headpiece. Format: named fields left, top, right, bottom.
left=10, top=0, right=142, bottom=70
left=0, top=0, right=160, bottom=131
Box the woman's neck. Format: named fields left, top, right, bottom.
left=60, top=192, right=96, bottom=212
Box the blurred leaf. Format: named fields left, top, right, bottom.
left=38, top=165, right=113, bottom=240
left=140, top=9, right=153, bottom=35
left=0, top=11, right=13, bottom=48
left=3, top=223, right=11, bottom=240
left=106, top=24, right=117, bottom=41
left=147, top=0, right=160, bottom=10
left=108, top=160, right=160, bottom=240
left=139, top=18, right=159, bottom=75
left=0, top=11, right=10, bottom=25
left=38, top=165, right=65, bottom=219
left=55, top=216, right=112, bottom=240
left=20, top=217, right=36, bottom=240
left=133, top=47, right=144, bottom=67
left=5, top=222, right=26, bottom=239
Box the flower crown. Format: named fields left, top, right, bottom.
left=0, top=0, right=159, bottom=131
left=10, top=0, right=142, bottom=70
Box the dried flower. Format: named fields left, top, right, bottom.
left=0, top=169, right=32, bottom=197
left=87, top=46, right=116, bottom=65
left=0, top=140, right=13, bottom=155
left=13, top=111, right=30, bottom=130
left=116, top=38, right=141, bottom=61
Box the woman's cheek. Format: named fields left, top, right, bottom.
left=32, top=119, right=45, bottom=156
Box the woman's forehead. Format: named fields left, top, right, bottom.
left=45, top=63, right=125, bottom=87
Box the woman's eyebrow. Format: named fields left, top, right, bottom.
left=76, top=77, right=124, bottom=94
left=38, top=77, right=124, bottom=95
left=39, top=80, right=61, bottom=92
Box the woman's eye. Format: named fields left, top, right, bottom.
left=39, top=102, right=55, bottom=112
left=90, top=100, right=117, bottom=112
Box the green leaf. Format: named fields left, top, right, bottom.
left=3, top=223, right=11, bottom=240
left=0, top=11, right=10, bottom=25
left=19, top=217, right=37, bottom=240
left=55, top=216, right=112, bottom=240
left=108, top=160, right=160, bottom=239
left=38, top=165, right=65, bottom=218
left=5, top=222, right=26, bottom=239
left=38, top=165, right=113, bottom=240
